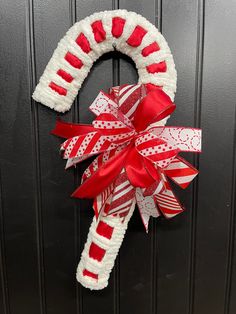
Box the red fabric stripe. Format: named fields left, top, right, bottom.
left=95, top=127, right=132, bottom=136
left=62, top=138, right=72, bottom=151
left=95, top=113, right=120, bottom=122
left=145, top=83, right=163, bottom=92
left=119, top=86, right=142, bottom=116
left=56, top=69, right=73, bottom=83
left=165, top=168, right=197, bottom=178
left=157, top=205, right=183, bottom=215
left=89, top=242, right=106, bottom=262
left=92, top=200, right=99, bottom=217
left=177, top=182, right=189, bottom=189
left=75, top=33, right=91, bottom=53
left=64, top=52, right=83, bottom=69
left=111, top=134, right=134, bottom=145
left=95, top=125, right=131, bottom=134
left=69, top=136, right=85, bottom=158
left=119, top=210, right=130, bottom=217
left=136, top=138, right=164, bottom=151
left=156, top=196, right=180, bottom=207
left=142, top=42, right=160, bottom=57
left=49, top=82, right=67, bottom=96
left=103, top=202, right=112, bottom=215
left=91, top=20, right=106, bottom=43
left=96, top=221, right=114, bottom=239
left=83, top=269, right=98, bottom=280
left=51, top=119, right=95, bottom=139
left=119, top=84, right=134, bottom=99
left=148, top=149, right=177, bottom=161
left=109, top=201, right=133, bottom=215
left=126, top=25, right=147, bottom=47
left=158, top=202, right=181, bottom=211
left=97, top=139, right=114, bottom=152
left=159, top=207, right=183, bottom=215
left=146, top=61, right=167, bottom=73
left=114, top=171, right=128, bottom=186
left=112, top=182, right=130, bottom=199
left=112, top=17, right=126, bottom=38
left=143, top=180, right=163, bottom=196
left=109, top=189, right=135, bottom=210
left=82, top=132, right=102, bottom=155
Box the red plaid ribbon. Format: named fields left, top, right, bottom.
left=52, top=84, right=201, bottom=231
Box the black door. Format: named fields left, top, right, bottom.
left=1, top=1, right=236, bottom=314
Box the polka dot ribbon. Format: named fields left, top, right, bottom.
left=51, top=84, right=201, bottom=230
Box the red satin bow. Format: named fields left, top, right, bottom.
left=52, top=84, right=201, bottom=230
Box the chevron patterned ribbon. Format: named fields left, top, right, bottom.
left=52, top=84, right=201, bottom=231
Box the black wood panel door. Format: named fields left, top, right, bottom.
left=1, top=1, right=236, bottom=314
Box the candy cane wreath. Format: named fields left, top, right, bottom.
left=33, top=10, right=202, bottom=290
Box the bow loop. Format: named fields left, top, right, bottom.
left=61, top=131, right=118, bottom=160
left=132, top=89, right=176, bottom=131
left=93, top=112, right=135, bottom=144
left=135, top=132, right=179, bottom=168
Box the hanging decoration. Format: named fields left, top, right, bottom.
left=33, top=10, right=201, bottom=290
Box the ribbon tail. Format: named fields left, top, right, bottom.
left=154, top=175, right=184, bottom=219
left=93, top=184, right=114, bottom=219
left=136, top=188, right=160, bottom=233
left=65, top=156, right=87, bottom=169
left=149, top=126, right=202, bottom=153
left=61, top=131, right=118, bottom=162
left=105, top=169, right=136, bottom=219
left=142, top=177, right=165, bottom=197
left=51, top=118, right=95, bottom=138
left=65, top=143, right=127, bottom=170
left=164, top=156, right=199, bottom=189
left=72, top=146, right=130, bottom=199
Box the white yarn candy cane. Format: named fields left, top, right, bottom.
left=33, top=9, right=177, bottom=290
left=77, top=201, right=136, bottom=290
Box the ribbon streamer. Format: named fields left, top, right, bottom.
left=52, top=84, right=201, bottom=231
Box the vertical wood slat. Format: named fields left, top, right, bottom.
left=153, top=1, right=199, bottom=313
left=189, top=0, right=205, bottom=313
left=193, top=0, right=236, bottom=313
left=227, top=109, right=236, bottom=314
left=223, top=6, right=236, bottom=313
left=0, top=169, right=10, bottom=314
left=0, top=1, right=42, bottom=314
left=26, top=1, right=47, bottom=313
left=33, top=0, right=78, bottom=314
